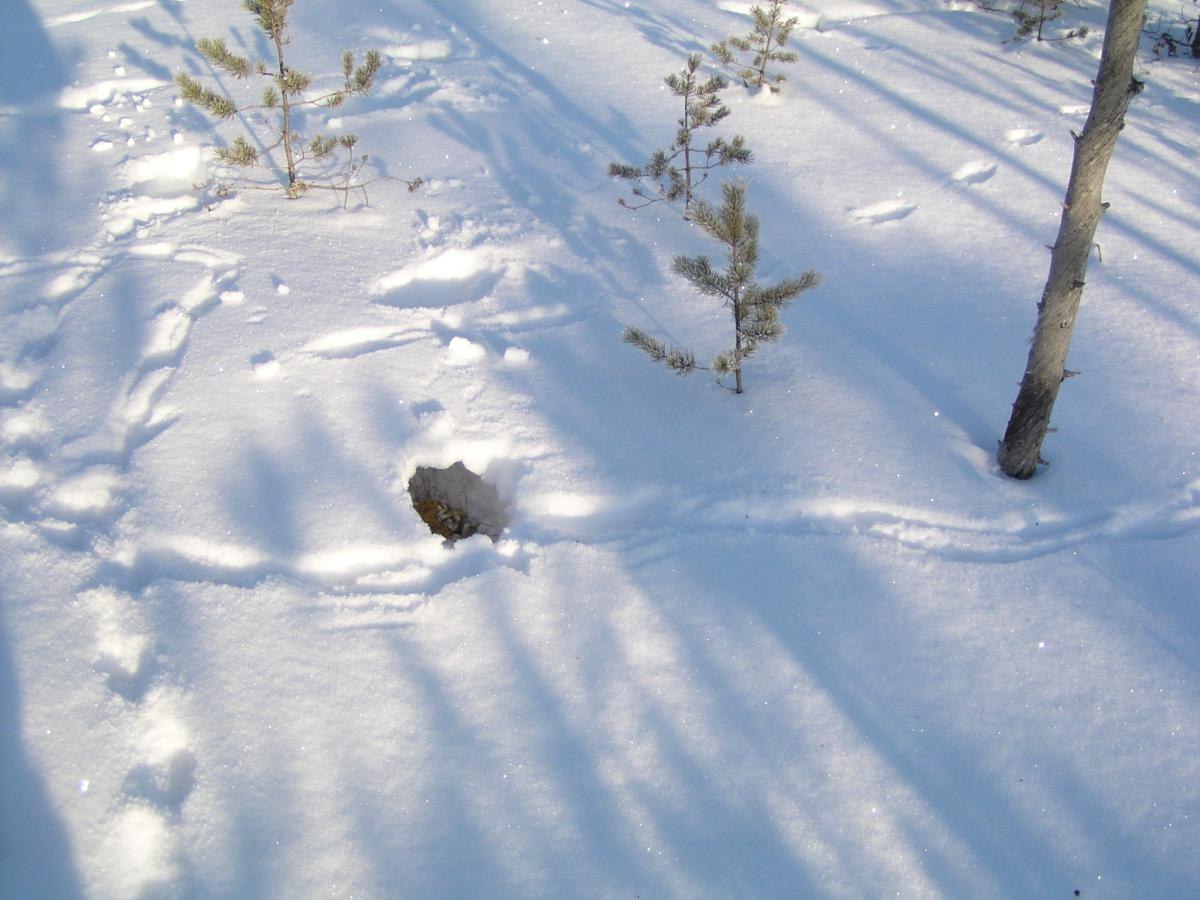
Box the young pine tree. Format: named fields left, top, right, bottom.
left=712, top=0, right=800, bottom=94
left=624, top=181, right=821, bottom=394
left=175, top=0, right=393, bottom=202
left=1010, top=0, right=1088, bottom=42
left=609, top=53, right=751, bottom=216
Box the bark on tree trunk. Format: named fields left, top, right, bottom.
left=272, top=31, right=298, bottom=194
left=733, top=287, right=744, bottom=394
left=997, top=0, right=1146, bottom=479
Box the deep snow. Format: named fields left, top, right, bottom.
left=2, top=0, right=1199, bottom=896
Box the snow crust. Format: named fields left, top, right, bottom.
left=2, top=0, right=1199, bottom=896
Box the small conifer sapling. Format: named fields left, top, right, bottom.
left=624, top=181, right=820, bottom=394
left=175, top=0, right=409, bottom=203
left=712, top=0, right=800, bottom=93
left=609, top=54, right=751, bottom=216
left=1009, top=0, right=1088, bottom=42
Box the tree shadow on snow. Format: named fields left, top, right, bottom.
left=0, top=598, right=84, bottom=898
left=0, top=1, right=85, bottom=256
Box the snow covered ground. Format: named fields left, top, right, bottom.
left=2, top=0, right=1199, bottom=896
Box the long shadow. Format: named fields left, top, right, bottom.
left=619, top=533, right=1172, bottom=894
left=420, top=0, right=647, bottom=164
left=834, top=9, right=1086, bottom=122
left=220, top=406, right=417, bottom=556
left=0, top=0, right=83, bottom=256
left=0, top=594, right=84, bottom=898
left=485, top=577, right=823, bottom=895
left=578, top=0, right=719, bottom=60
left=487, top=563, right=828, bottom=895
left=376, top=631, right=561, bottom=895
left=224, top=443, right=307, bottom=558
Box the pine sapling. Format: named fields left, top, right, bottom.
left=176, top=0, right=409, bottom=203
left=1009, top=0, right=1088, bottom=42
left=624, top=181, right=820, bottom=394
left=609, top=53, right=751, bottom=216
left=712, top=0, right=800, bottom=93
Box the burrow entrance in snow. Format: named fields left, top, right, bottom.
left=408, top=462, right=509, bottom=543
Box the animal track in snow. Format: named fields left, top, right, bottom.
left=45, top=467, right=124, bottom=522
left=301, top=325, right=425, bottom=359
left=1, top=407, right=51, bottom=450
left=98, top=149, right=208, bottom=239
left=141, top=306, right=193, bottom=370
left=370, top=247, right=506, bottom=308
left=0, top=459, right=42, bottom=505
left=720, top=481, right=1200, bottom=561
left=81, top=587, right=156, bottom=701
left=1004, top=127, right=1043, bottom=146
left=100, top=805, right=184, bottom=898
left=123, top=701, right=197, bottom=812
left=951, top=160, right=997, bottom=185
left=78, top=585, right=196, bottom=889
left=484, top=301, right=591, bottom=333
left=64, top=367, right=179, bottom=472
left=46, top=1, right=156, bottom=27
left=383, top=38, right=453, bottom=61
left=96, top=689, right=196, bottom=897
left=0, top=363, right=41, bottom=405
left=250, top=351, right=281, bottom=378
left=510, top=480, right=1200, bottom=565
left=103, top=195, right=199, bottom=240
left=58, top=78, right=165, bottom=110
left=850, top=199, right=917, bottom=224
left=104, top=530, right=532, bottom=599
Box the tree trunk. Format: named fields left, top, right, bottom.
left=682, top=87, right=694, bottom=214
left=997, top=0, right=1146, bottom=479
left=272, top=31, right=298, bottom=194
left=732, top=288, right=744, bottom=394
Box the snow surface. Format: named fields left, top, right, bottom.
left=2, top=0, right=1199, bottom=896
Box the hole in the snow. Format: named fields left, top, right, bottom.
left=408, top=461, right=509, bottom=543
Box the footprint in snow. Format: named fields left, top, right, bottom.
left=140, top=305, right=192, bottom=370
left=850, top=199, right=917, bottom=225
left=100, top=805, right=184, bottom=897
left=122, top=702, right=197, bottom=812
left=1, top=406, right=51, bottom=452
left=250, top=350, right=281, bottom=378
left=81, top=587, right=157, bottom=702
left=1005, top=127, right=1043, bottom=146
left=301, top=326, right=423, bottom=360
left=98, top=691, right=195, bottom=895
left=44, top=468, right=124, bottom=523
left=0, top=458, right=42, bottom=508
left=952, top=160, right=997, bottom=185
left=370, top=247, right=505, bottom=309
